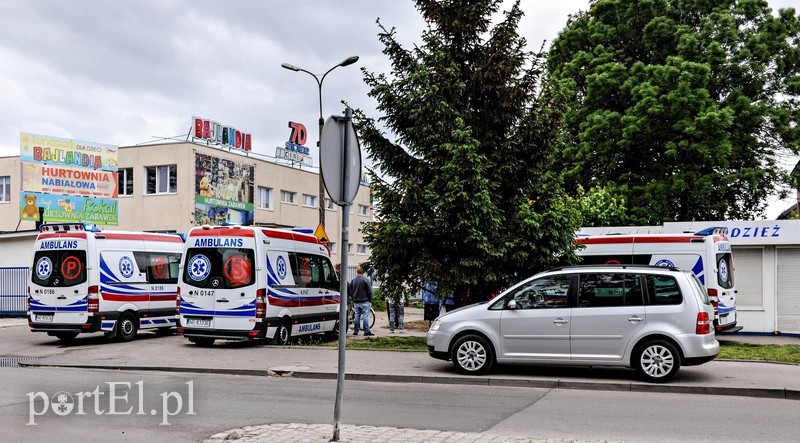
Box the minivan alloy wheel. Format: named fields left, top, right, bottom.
left=637, top=340, right=680, bottom=382
left=451, top=334, right=494, bottom=375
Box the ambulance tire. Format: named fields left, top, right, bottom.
left=189, top=337, right=215, bottom=347
left=272, top=319, right=291, bottom=346
left=54, top=332, right=78, bottom=343
left=116, top=312, right=139, bottom=342
left=155, top=327, right=174, bottom=336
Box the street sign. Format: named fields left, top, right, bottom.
left=314, top=224, right=330, bottom=243
left=320, top=113, right=361, bottom=206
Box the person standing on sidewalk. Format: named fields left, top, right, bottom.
left=386, top=293, right=405, bottom=333
left=422, top=282, right=439, bottom=329
left=349, top=266, right=374, bottom=336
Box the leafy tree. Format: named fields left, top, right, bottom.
left=548, top=0, right=800, bottom=224
left=356, top=0, right=581, bottom=303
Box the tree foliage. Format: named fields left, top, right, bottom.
left=356, top=0, right=581, bottom=302
left=548, top=0, right=800, bottom=224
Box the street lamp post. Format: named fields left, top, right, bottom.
left=281, top=55, right=359, bottom=231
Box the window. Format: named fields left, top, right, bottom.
left=578, top=273, right=642, bottom=308
left=503, top=274, right=571, bottom=310
left=145, top=165, right=176, bottom=194
left=716, top=253, right=734, bottom=289
left=257, top=186, right=273, bottom=210
left=328, top=242, right=336, bottom=253
left=357, top=244, right=368, bottom=255
left=280, top=190, right=296, bottom=204
left=358, top=205, right=369, bottom=216
left=325, top=199, right=336, bottom=210
left=646, top=274, right=683, bottom=305
left=289, top=252, right=338, bottom=290
left=182, top=247, right=255, bottom=289
left=302, top=194, right=317, bottom=208
left=0, top=176, right=10, bottom=202
left=118, top=168, right=133, bottom=196
left=347, top=243, right=353, bottom=255
left=32, top=250, right=88, bottom=288
left=146, top=253, right=181, bottom=284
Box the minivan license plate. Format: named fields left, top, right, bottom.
left=34, top=314, right=53, bottom=322
left=186, top=318, right=210, bottom=327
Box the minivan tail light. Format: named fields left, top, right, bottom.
left=88, top=285, right=99, bottom=312
left=256, top=288, right=266, bottom=317
left=696, top=312, right=711, bottom=335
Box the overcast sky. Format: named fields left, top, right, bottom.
left=0, top=0, right=796, bottom=218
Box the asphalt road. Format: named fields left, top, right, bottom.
left=2, top=365, right=800, bottom=443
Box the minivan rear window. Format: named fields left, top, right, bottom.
left=32, top=250, right=87, bottom=287
left=183, top=248, right=255, bottom=289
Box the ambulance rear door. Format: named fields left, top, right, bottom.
left=30, top=232, right=91, bottom=325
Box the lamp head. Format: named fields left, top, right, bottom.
left=339, top=56, right=359, bottom=67
left=281, top=63, right=300, bottom=71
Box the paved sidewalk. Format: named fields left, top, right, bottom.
left=204, top=422, right=598, bottom=443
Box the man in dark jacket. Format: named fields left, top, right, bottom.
left=348, top=266, right=373, bottom=336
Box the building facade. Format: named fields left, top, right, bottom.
left=0, top=141, right=373, bottom=270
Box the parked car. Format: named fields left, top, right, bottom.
left=427, top=265, right=719, bottom=382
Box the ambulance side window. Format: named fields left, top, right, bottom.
left=291, top=253, right=337, bottom=290
left=147, top=253, right=181, bottom=284
left=133, top=252, right=148, bottom=273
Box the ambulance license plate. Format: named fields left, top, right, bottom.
left=34, top=314, right=53, bottom=322
left=186, top=318, right=211, bottom=327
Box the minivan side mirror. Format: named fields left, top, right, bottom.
left=507, top=299, right=518, bottom=310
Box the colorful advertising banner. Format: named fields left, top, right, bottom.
left=20, top=132, right=118, bottom=172
left=193, top=152, right=254, bottom=226
left=19, top=192, right=118, bottom=224
left=20, top=132, right=119, bottom=225
left=22, top=162, right=118, bottom=199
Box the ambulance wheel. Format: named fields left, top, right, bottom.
left=54, top=332, right=78, bottom=343
left=116, top=313, right=139, bottom=342
left=189, top=337, right=215, bottom=347
left=272, top=319, right=291, bottom=346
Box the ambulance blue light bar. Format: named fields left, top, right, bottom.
left=39, top=222, right=102, bottom=233
left=292, top=228, right=314, bottom=234
left=695, top=227, right=728, bottom=236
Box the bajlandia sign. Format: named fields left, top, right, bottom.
left=20, top=133, right=118, bottom=225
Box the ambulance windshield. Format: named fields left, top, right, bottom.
left=32, top=250, right=87, bottom=288
left=183, top=248, right=255, bottom=289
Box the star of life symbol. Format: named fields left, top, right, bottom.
left=188, top=255, right=211, bottom=281
left=276, top=256, right=287, bottom=279
left=51, top=392, right=74, bottom=416
left=719, top=259, right=729, bottom=282
left=119, top=256, right=135, bottom=278
left=36, top=257, right=53, bottom=280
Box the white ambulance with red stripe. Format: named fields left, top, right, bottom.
left=576, top=227, right=741, bottom=332
left=177, top=225, right=340, bottom=346
left=28, top=223, right=184, bottom=342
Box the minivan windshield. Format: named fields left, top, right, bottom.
left=183, top=248, right=255, bottom=289
left=32, top=250, right=87, bottom=288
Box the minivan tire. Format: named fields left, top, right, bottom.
left=116, top=312, right=139, bottom=342
left=272, top=319, right=291, bottom=346
left=451, top=334, right=494, bottom=375
left=635, top=339, right=681, bottom=383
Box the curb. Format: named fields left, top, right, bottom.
left=20, top=360, right=799, bottom=401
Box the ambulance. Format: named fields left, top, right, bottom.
left=177, top=225, right=340, bottom=346
left=575, top=227, right=741, bottom=332
left=28, top=223, right=184, bottom=342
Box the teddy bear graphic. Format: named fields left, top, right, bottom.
left=21, top=194, right=40, bottom=220
left=199, top=175, right=213, bottom=197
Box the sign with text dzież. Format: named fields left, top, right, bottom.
left=192, top=116, right=252, bottom=152
left=193, top=152, right=254, bottom=226
left=275, top=121, right=313, bottom=165
left=20, top=132, right=119, bottom=225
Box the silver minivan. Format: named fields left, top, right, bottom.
left=427, top=265, right=719, bottom=382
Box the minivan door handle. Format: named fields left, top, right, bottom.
left=628, top=316, right=644, bottom=323
left=217, top=298, right=229, bottom=303
left=553, top=318, right=568, bottom=326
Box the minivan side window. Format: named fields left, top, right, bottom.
left=646, top=274, right=683, bottom=305
left=506, top=275, right=570, bottom=309
left=578, top=273, right=643, bottom=308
